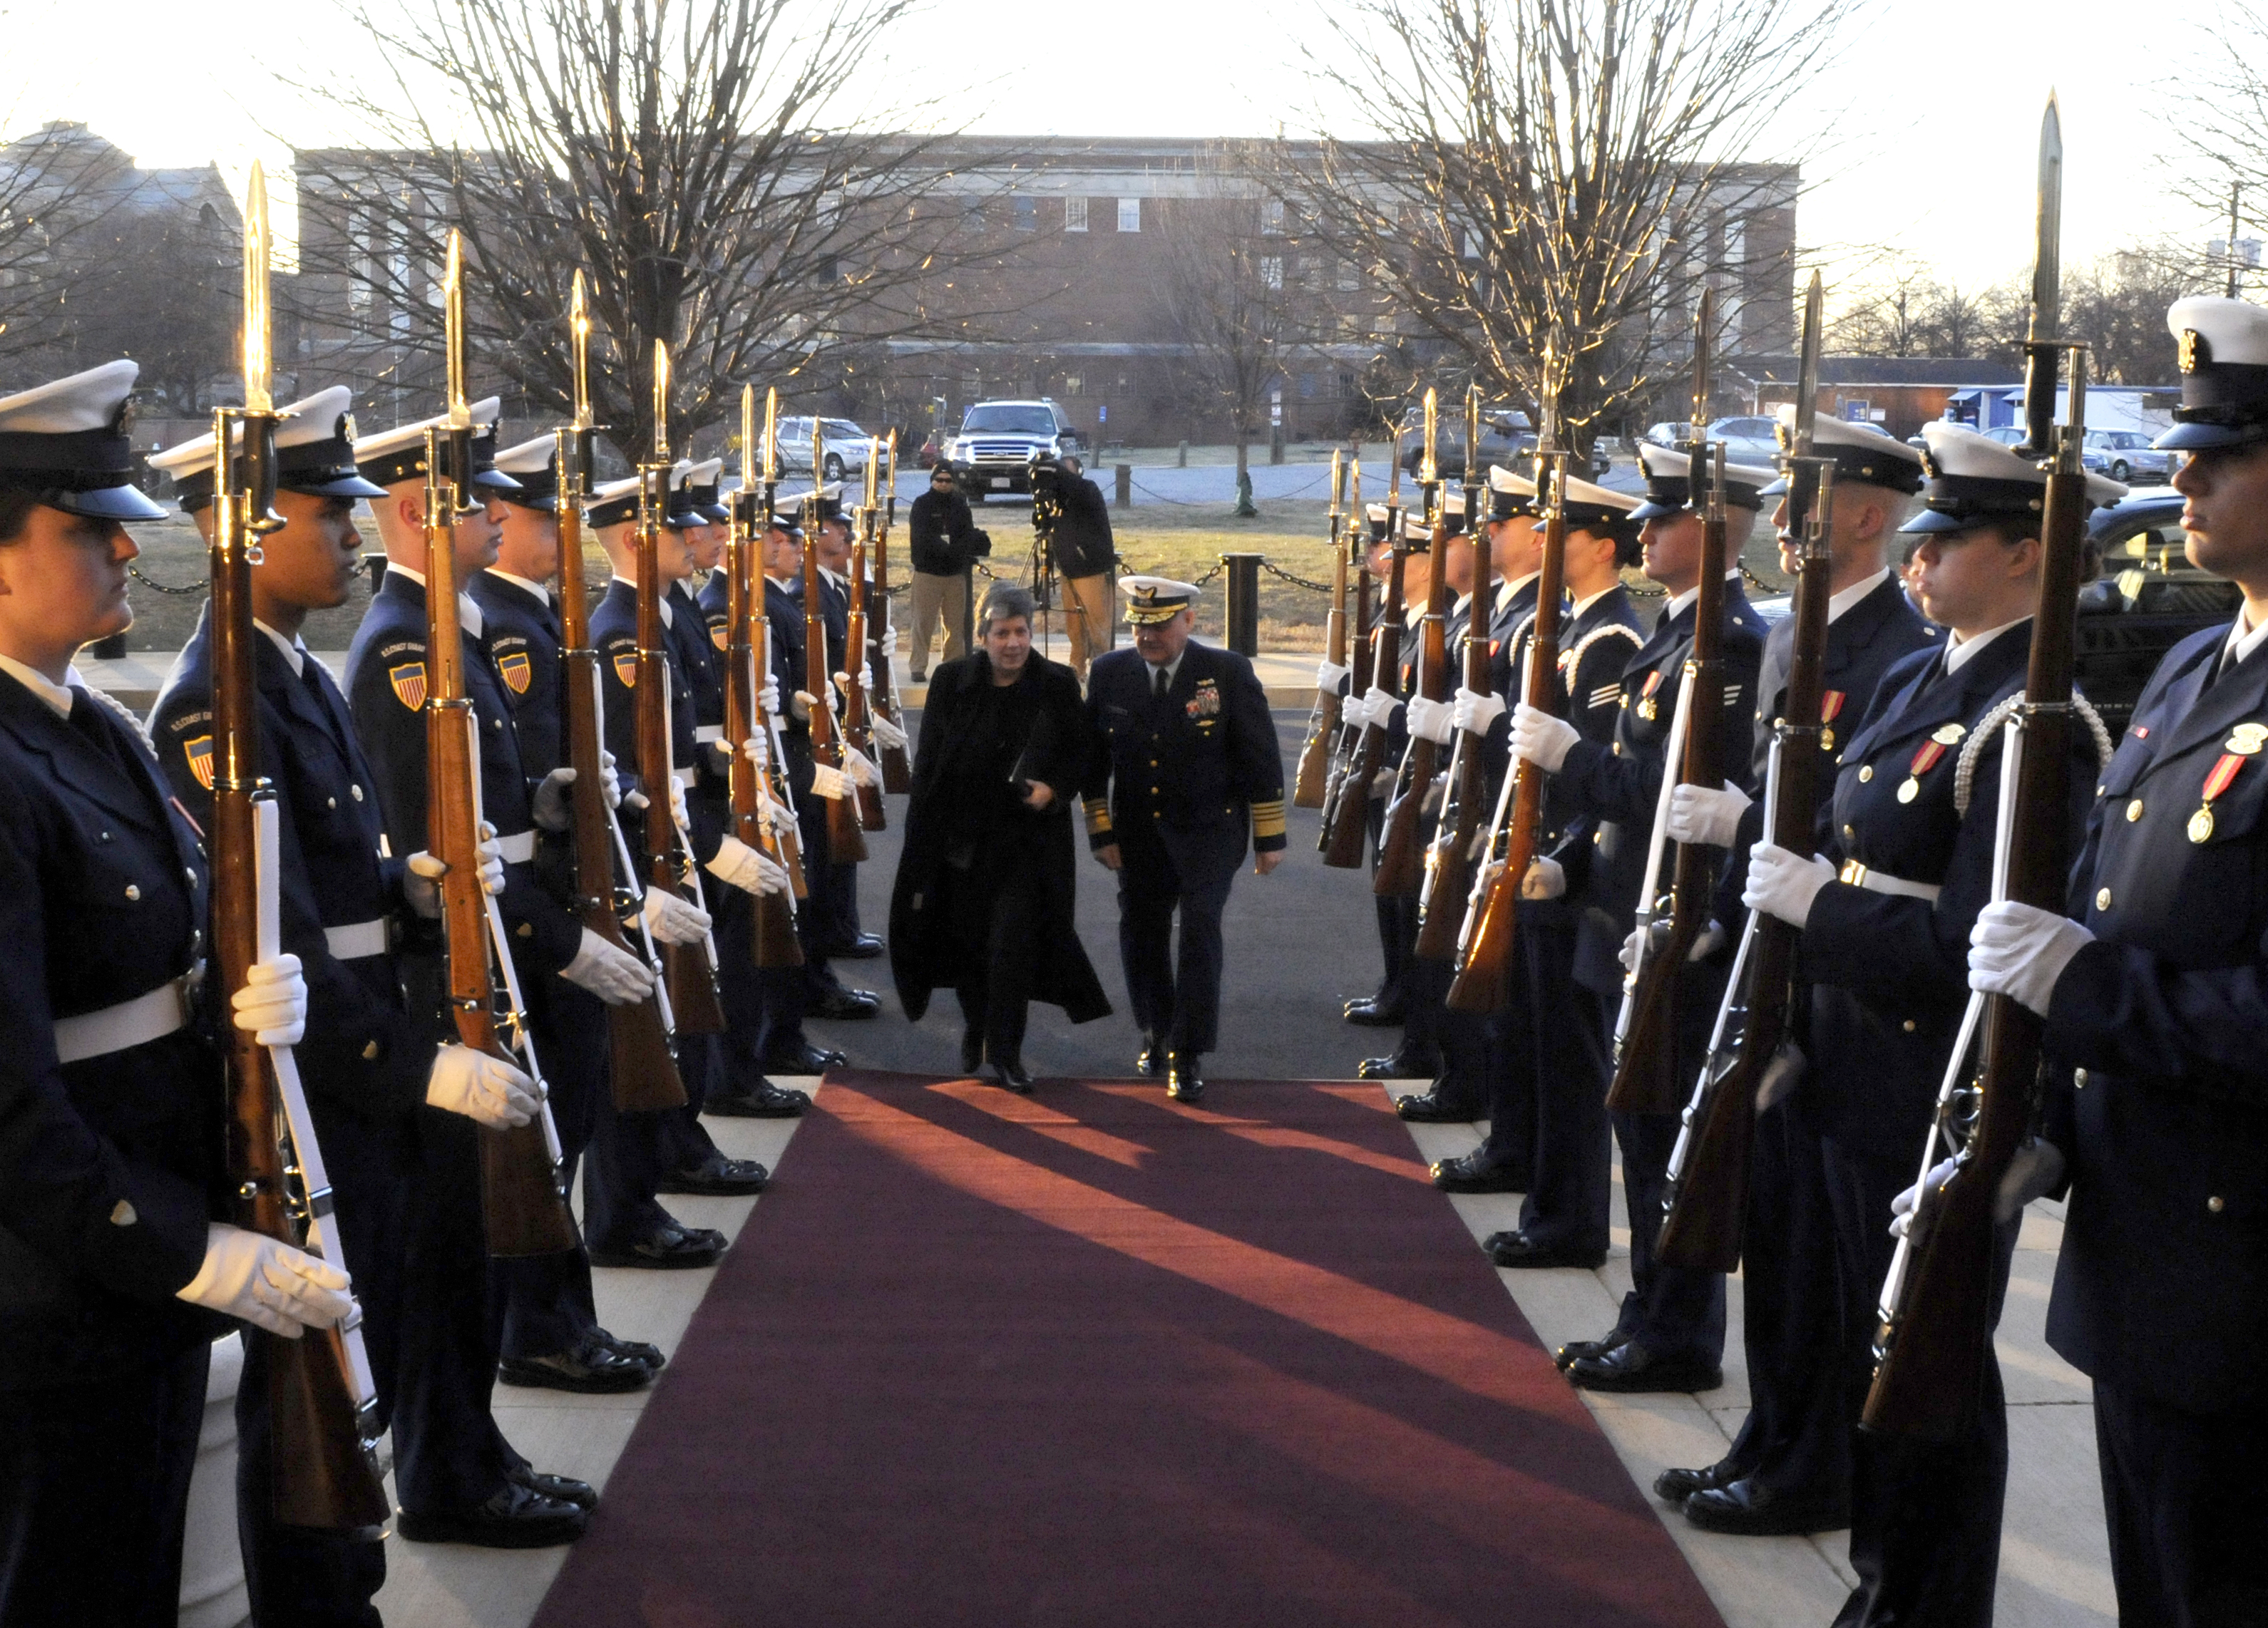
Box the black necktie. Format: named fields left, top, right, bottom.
left=1154, top=664, right=1169, bottom=699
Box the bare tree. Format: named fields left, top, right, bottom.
left=1288, top=0, right=1848, bottom=453
left=289, top=0, right=1022, bottom=459
left=1830, top=258, right=2003, bottom=360
left=0, top=120, right=172, bottom=369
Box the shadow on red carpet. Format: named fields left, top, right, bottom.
left=530, top=1071, right=1725, bottom=1628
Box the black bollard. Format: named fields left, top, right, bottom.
left=1221, top=552, right=1262, bottom=657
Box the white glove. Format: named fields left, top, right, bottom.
left=791, top=689, right=816, bottom=723
left=1509, top=703, right=1579, bottom=773
left=1969, top=901, right=2093, bottom=1016
left=1315, top=659, right=1350, bottom=693
left=1520, top=857, right=1566, bottom=900
left=1451, top=686, right=1507, bottom=737
left=1995, top=1136, right=2066, bottom=1223
left=562, top=926, right=659, bottom=1006
left=704, top=835, right=790, bottom=898
left=531, top=767, right=577, bottom=833
left=837, top=666, right=866, bottom=695
left=844, top=747, right=880, bottom=789
left=231, top=954, right=307, bottom=1047
left=1889, top=1157, right=1956, bottom=1240
left=767, top=794, right=797, bottom=830
left=1617, top=916, right=1725, bottom=972
left=1405, top=695, right=1456, bottom=746
left=809, top=763, right=851, bottom=800
left=642, top=886, right=713, bottom=944
left=1667, top=780, right=1753, bottom=848
left=1356, top=686, right=1400, bottom=729
left=871, top=710, right=909, bottom=752
left=1618, top=924, right=1646, bottom=975
left=424, top=1042, right=540, bottom=1128
left=759, top=674, right=783, bottom=720
left=404, top=837, right=506, bottom=918
left=1743, top=843, right=1835, bottom=929
left=175, top=1222, right=352, bottom=1338
left=742, top=733, right=770, bottom=772
left=596, top=750, right=622, bottom=810
left=668, top=776, right=690, bottom=833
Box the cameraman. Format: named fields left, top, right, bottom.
left=1045, top=452, right=1115, bottom=679
left=907, top=463, right=987, bottom=681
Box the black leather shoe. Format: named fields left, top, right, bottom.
left=508, top=1465, right=599, bottom=1510
left=658, top=1154, right=770, bottom=1195
left=1396, top=1088, right=1484, bottom=1124
left=498, top=1334, right=652, bottom=1394
left=1654, top=1461, right=1735, bottom=1503
left=1166, top=1054, right=1206, bottom=1103
left=960, top=1031, right=984, bottom=1073
left=823, top=933, right=885, bottom=959
left=1684, top=1478, right=1849, bottom=1536
left=1484, top=1230, right=1607, bottom=1269
left=992, top=1056, right=1035, bottom=1094
left=762, top=1042, right=846, bottom=1075
left=1566, top=1341, right=1723, bottom=1394
left=811, top=986, right=881, bottom=1020
left=593, top=1329, right=665, bottom=1374
left=1136, top=1034, right=1166, bottom=1077
left=397, top=1483, right=587, bottom=1548
left=587, top=1224, right=722, bottom=1270
left=1543, top=1329, right=1627, bottom=1372
left=1358, top=1049, right=1440, bottom=1081
left=702, top=1081, right=810, bottom=1118
left=1343, top=996, right=1405, bottom=1027
left=1431, top=1151, right=1526, bottom=1192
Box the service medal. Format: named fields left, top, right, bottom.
left=1820, top=726, right=1835, bottom=753
left=2190, top=751, right=2247, bottom=843
left=1898, top=736, right=1949, bottom=805
left=1820, top=691, right=1847, bottom=754
left=2227, top=722, right=2268, bottom=756
left=2190, top=807, right=2216, bottom=843
left=1897, top=778, right=1920, bottom=804
left=1931, top=723, right=1967, bottom=746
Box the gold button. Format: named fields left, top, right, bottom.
left=515, top=922, right=533, bottom=937
left=98, top=830, right=111, bottom=843
left=327, top=797, right=338, bottom=810
left=2209, top=1195, right=2226, bottom=1214
left=2127, top=799, right=2144, bottom=823
left=1858, top=765, right=1873, bottom=783
left=185, top=867, right=196, bottom=887
left=2096, top=887, right=2113, bottom=911
left=123, top=883, right=140, bottom=901
left=2096, top=783, right=2107, bottom=797
left=2074, top=1068, right=2088, bottom=1088
left=361, top=1040, right=380, bottom=1061
left=350, top=785, right=364, bottom=802
left=1842, top=824, right=1856, bottom=841
left=1902, top=1019, right=1916, bottom=1032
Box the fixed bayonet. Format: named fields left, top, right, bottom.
left=2018, top=93, right=2064, bottom=458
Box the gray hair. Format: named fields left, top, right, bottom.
left=978, top=582, right=1037, bottom=632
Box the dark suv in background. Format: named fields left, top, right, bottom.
left=2078, top=490, right=2239, bottom=733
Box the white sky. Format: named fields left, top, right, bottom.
left=22, top=0, right=2225, bottom=302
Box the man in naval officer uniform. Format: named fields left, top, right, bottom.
left=1651, top=416, right=1936, bottom=1535
left=1083, top=575, right=1285, bottom=1103
left=0, top=361, right=329, bottom=1622
left=1979, top=294, right=2268, bottom=1627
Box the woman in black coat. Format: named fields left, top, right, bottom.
left=888, top=583, right=1109, bottom=1090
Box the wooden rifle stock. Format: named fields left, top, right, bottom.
left=869, top=463, right=913, bottom=793
left=1375, top=503, right=1454, bottom=897
left=1658, top=459, right=1837, bottom=1270
left=1294, top=463, right=1350, bottom=808
left=212, top=407, right=391, bottom=1530
left=423, top=430, right=579, bottom=1257
left=1864, top=412, right=2088, bottom=1442
left=1322, top=531, right=1406, bottom=868
left=1448, top=454, right=1569, bottom=1014
left=1417, top=491, right=1495, bottom=960
left=1316, top=532, right=1375, bottom=849
left=727, top=473, right=804, bottom=967
left=843, top=519, right=887, bottom=831
left=804, top=517, right=870, bottom=862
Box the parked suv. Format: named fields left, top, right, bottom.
left=944, top=400, right=1082, bottom=499
left=1396, top=403, right=1609, bottom=478
left=765, top=416, right=878, bottom=482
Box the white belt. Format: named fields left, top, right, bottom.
left=324, top=918, right=391, bottom=961
left=54, top=976, right=192, bottom=1066
left=674, top=766, right=700, bottom=789
left=1839, top=860, right=1941, bottom=902
left=694, top=724, right=723, bottom=743
left=494, top=829, right=537, bottom=865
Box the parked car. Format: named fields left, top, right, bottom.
left=1703, top=415, right=1782, bottom=467
left=1396, top=404, right=1539, bottom=475
left=942, top=399, right=1082, bottom=499
left=1643, top=421, right=1686, bottom=448
left=2083, top=428, right=2175, bottom=485
left=765, top=416, right=878, bottom=482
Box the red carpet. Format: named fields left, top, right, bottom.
left=532, top=1073, right=1727, bottom=1628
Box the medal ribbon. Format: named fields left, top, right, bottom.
left=1821, top=689, right=1847, bottom=723
left=2203, top=751, right=2245, bottom=808
left=1908, top=738, right=1947, bottom=778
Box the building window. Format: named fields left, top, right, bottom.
left=1064, top=374, right=1082, bottom=396
left=1117, top=197, right=1141, bottom=233
left=1014, top=195, right=1037, bottom=232
left=1065, top=196, right=1088, bottom=233
left=1335, top=256, right=1358, bottom=292
left=1297, top=372, right=1316, bottom=400
left=1263, top=198, right=1286, bottom=237
left=1260, top=256, right=1283, bottom=289
left=1337, top=371, right=1357, bottom=398
left=1461, top=227, right=1482, bottom=260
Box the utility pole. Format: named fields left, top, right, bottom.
left=2231, top=181, right=2245, bottom=299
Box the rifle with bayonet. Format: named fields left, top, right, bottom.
left=1376, top=389, right=1454, bottom=897
left=724, top=386, right=805, bottom=967
left=632, top=341, right=727, bottom=1034
left=1447, top=359, right=1569, bottom=1015
left=1606, top=302, right=1732, bottom=1116
left=1658, top=274, right=1835, bottom=1269
left=869, top=431, right=913, bottom=793
left=843, top=451, right=887, bottom=832
left=423, top=232, right=580, bottom=1259
left=1322, top=426, right=1408, bottom=870
left=1866, top=99, right=2078, bottom=1441
left=748, top=390, right=809, bottom=902
left=552, top=273, right=686, bottom=1111
left=214, top=163, right=390, bottom=1530
left=1315, top=455, right=1370, bottom=846
left=1417, top=388, right=1497, bottom=960
left=804, top=419, right=871, bottom=864
left=1293, top=448, right=1350, bottom=808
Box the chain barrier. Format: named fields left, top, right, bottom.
left=127, top=562, right=207, bottom=596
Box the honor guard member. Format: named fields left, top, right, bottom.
left=1343, top=505, right=1422, bottom=1035
left=1652, top=416, right=1934, bottom=1535
left=1083, top=575, right=1286, bottom=1101
left=1438, top=469, right=1647, bottom=1282
left=1743, top=421, right=2116, bottom=1624
left=148, top=390, right=523, bottom=1614
left=347, top=401, right=654, bottom=1544
left=0, top=361, right=333, bottom=1624
left=758, top=508, right=853, bottom=1074
left=583, top=474, right=791, bottom=1269
left=1987, top=295, right=2268, bottom=1627
left=1509, top=469, right=1767, bottom=1393
left=806, top=489, right=887, bottom=972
